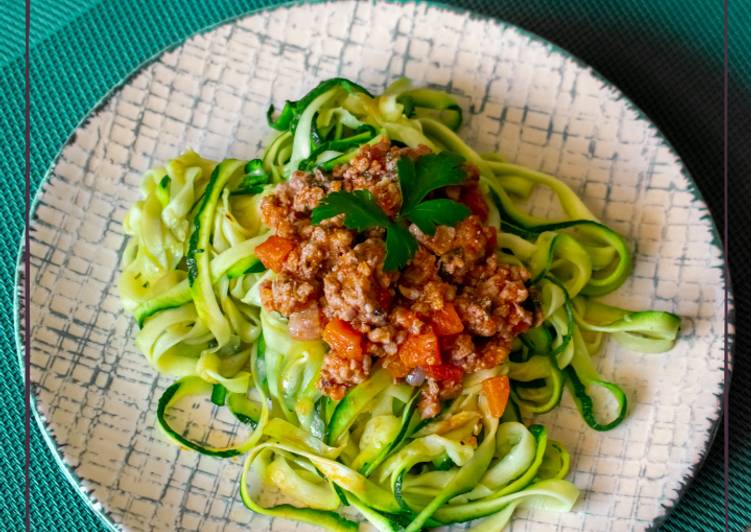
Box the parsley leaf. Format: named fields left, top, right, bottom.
left=396, top=157, right=417, bottom=210
left=384, top=224, right=418, bottom=271
left=398, top=152, right=467, bottom=212
left=398, top=152, right=471, bottom=236
left=311, top=190, right=390, bottom=229
left=407, top=199, right=471, bottom=236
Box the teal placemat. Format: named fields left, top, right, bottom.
left=2, top=1, right=750, bottom=530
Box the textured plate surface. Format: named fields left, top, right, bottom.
left=21, top=1, right=727, bottom=531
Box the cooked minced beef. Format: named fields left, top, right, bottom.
left=322, top=238, right=395, bottom=330
left=258, top=139, right=534, bottom=414
left=319, top=351, right=373, bottom=402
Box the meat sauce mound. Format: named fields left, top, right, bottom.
left=259, top=140, right=535, bottom=417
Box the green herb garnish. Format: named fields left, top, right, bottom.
left=311, top=189, right=391, bottom=230
left=311, top=152, right=471, bottom=270
left=405, top=199, right=470, bottom=235
left=397, top=152, right=467, bottom=212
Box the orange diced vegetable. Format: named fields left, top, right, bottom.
left=322, top=319, right=363, bottom=360
left=399, top=330, right=441, bottom=369
left=423, top=364, right=464, bottom=383
left=383, top=354, right=410, bottom=379
left=482, top=375, right=510, bottom=418
left=255, top=235, right=295, bottom=273
left=460, top=186, right=489, bottom=221
left=431, top=303, right=464, bottom=336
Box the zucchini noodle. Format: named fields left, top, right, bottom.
left=120, top=77, right=681, bottom=529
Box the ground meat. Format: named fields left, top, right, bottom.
left=282, top=236, right=325, bottom=281
left=289, top=173, right=327, bottom=212
left=322, top=238, right=392, bottom=331
left=257, top=140, right=535, bottom=409
left=400, top=246, right=438, bottom=286
left=455, top=296, right=496, bottom=336
left=418, top=376, right=464, bottom=419
left=367, top=326, right=399, bottom=356
left=456, top=256, right=533, bottom=338
left=397, top=247, right=456, bottom=314
left=411, top=280, right=456, bottom=314
left=439, top=375, right=464, bottom=400
left=418, top=379, right=442, bottom=419
left=441, top=336, right=513, bottom=375
left=319, top=352, right=373, bottom=401
left=283, top=225, right=354, bottom=280
left=476, top=337, right=513, bottom=370
left=390, top=306, right=427, bottom=336
left=260, top=192, right=298, bottom=239
left=260, top=272, right=319, bottom=316
left=334, top=140, right=430, bottom=217
left=443, top=334, right=479, bottom=371
left=260, top=170, right=331, bottom=238
left=411, top=216, right=497, bottom=282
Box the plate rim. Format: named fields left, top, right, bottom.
left=14, top=0, right=735, bottom=530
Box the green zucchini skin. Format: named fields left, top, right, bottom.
left=431, top=425, right=549, bottom=524
left=267, top=77, right=373, bottom=132
left=326, top=369, right=392, bottom=445
left=210, top=383, right=227, bottom=406
left=134, top=280, right=191, bottom=327
left=500, top=217, right=632, bottom=297
left=298, top=125, right=377, bottom=172
left=187, top=160, right=246, bottom=285
left=225, top=255, right=264, bottom=279
left=359, top=390, right=420, bottom=478
left=398, top=88, right=463, bottom=131
left=563, top=366, right=627, bottom=431
left=134, top=251, right=265, bottom=328
left=155, top=175, right=171, bottom=207
left=156, top=378, right=254, bottom=458
left=186, top=159, right=245, bottom=346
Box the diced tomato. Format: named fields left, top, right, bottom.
left=255, top=236, right=295, bottom=273
left=430, top=303, right=464, bottom=336
left=482, top=375, right=510, bottom=418
left=376, top=287, right=393, bottom=309
left=485, top=227, right=498, bottom=255
left=423, top=364, right=464, bottom=383
left=322, top=319, right=363, bottom=360
left=460, top=186, right=489, bottom=221
left=399, top=330, right=441, bottom=368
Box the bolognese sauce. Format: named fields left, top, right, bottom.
left=258, top=139, right=535, bottom=417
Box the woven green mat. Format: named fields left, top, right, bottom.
left=2, top=1, right=750, bottom=530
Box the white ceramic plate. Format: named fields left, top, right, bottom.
left=19, top=1, right=729, bottom=531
